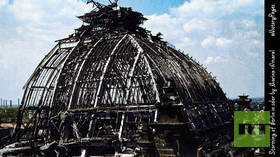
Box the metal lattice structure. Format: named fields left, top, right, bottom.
left=1, top=1, right=236, bottom=157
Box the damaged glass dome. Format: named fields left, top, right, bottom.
left=1, top=1, right=235, bottom=157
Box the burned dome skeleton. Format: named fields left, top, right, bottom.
left=1, top=1, right=234, bottom=157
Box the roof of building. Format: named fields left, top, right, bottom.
left=21, top=1, right=226, bottom=113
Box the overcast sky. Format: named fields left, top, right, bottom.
left=0, top=0, right=264, bottom=102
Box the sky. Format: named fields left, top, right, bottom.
left=0, top=0, right=264, bottom=102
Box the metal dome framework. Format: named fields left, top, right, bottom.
left=1, top=1, right=234, bottom=157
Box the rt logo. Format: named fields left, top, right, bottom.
left=234, top=111, right=270, bottom=147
